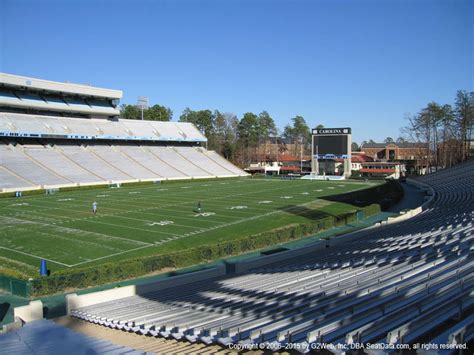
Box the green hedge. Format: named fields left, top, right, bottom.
left=59, top=184, right=109, bottom=192
left=9, top=180, right=398, bottom=296
left=29, top=202, right=381, bottom=296
left=161, top=176, right=245, bottom=185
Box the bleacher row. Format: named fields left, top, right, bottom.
left=0, top=319, right=153, bottom=355
left=0, top=113, right=205, bottom=141
left=71, top=160, right=474, bottom=352
left=0, top=142, right=246, bottom=191
left=0, top=89, right=119, bottom=116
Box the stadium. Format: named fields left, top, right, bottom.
left=0, top=70, right=472, bottom=354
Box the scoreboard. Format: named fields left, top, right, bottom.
left=312, top=127, right=351, bottom=159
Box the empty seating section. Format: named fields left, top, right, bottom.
left=0, top=142, right=246, bottom=190
left=57, top=118, right=101, bottom=136
left=0, top=113, right=247, bottom=190
left=121, top=120, right=160, bottom=139
left=58, top=144, right=133, bottom=182
left=206, top=150, right=246, bottom=175
left=1, top=112, right=206, bottom=142
left=175, top=147, right=234, bottom=176
left=0, top=143, right=69, bottom=186
left=71, top=161, right=474, bottom=350
left=147, top=146, right=211, bottom=177
left=0, top=319, right=150, bottom=355
left=0, top=166, right=33, bottom=189
left=117, top=145, right=185, bottom=179
left=176, top=122, right=203, bottom=140
left=24, top=145, right=100, bottom=183
left=91, top=144, right=155, bottom=180
left=93, top=120, right=131, bottom=138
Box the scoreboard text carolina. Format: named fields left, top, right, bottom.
left=312, top=127, right=352, bottom=135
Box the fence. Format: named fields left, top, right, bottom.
left=0, top=276, right=30, bottom=298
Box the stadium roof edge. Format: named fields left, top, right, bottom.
left=0, top=72, right=123, bottom=99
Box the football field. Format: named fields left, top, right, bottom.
left=0, top=178, right=376, bottom=277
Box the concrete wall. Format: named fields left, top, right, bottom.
left=406, top=179, right=436, bottom=210
left=13, top=300, right=43, bottom=323
left=66, top=265, right=226, bottom=314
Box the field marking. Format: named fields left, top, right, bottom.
left=147, top=221, right=174, bottom=226
left=180, top=198, right=330, bottom=238
left=0, top=246, right=73, bottom=267
left=0, top=215, right=152, bottom=246
left=69, top=244, right=153, bottom=267
left=8, top=180, right=319, bottom=226
left=0, top=180, right=375, bottom=268
left=77, top=218, right=183, bottom=237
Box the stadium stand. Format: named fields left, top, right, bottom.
left=0, top=113, right=247, bottom=191
left=70, top=160, right=474, bottom=351
left=0, top=73, right=247, bottom=192
left=0, top=72, right=121, bottom=118
left=0, top=319, right=152, bottom=355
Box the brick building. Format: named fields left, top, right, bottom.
left=360, top=142, right=429, bottom=175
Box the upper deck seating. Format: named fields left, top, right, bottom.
left=0, top=113, right=207, bottom=142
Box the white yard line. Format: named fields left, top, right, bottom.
left=69, top=244, right=154, bottom=267
left=1, top=215, right=151, bottom=246
left=0, top=181, right=374, bottom=268
left=0, top=246, right=73, bottom=267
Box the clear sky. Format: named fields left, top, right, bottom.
left=0, top=0, right=472, bottom=143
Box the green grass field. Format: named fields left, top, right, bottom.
left=0, top=178, right=377, bottom=278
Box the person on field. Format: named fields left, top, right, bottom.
left=197, top=201, right=202, bottom=214
left=92, top=201, right=98, bottom=215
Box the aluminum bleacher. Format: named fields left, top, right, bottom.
left=0, top=142, right=247, bottom=191
left=0, top=112, right=248, bottom=191
left=70, top=160, right=474, bottom=352
left=0, top=319, right=153, bottom=355
left=0, top=112, right=207, bottom=142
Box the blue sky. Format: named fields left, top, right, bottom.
left=0, top=0, right=472, bottom=143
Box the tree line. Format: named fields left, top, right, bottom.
left=120, top=89, right=473, bottom=169
left=120, top=103, right=314, bottom=166
left=402, top=90, right=473, bottom=169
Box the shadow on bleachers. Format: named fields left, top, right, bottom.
left=69, top=160, right=474, bottom=349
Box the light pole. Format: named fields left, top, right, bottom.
left=137, top=96, right=149, bottom=121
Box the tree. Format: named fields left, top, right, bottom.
left=238, top=112, right=259, bottom=148
left=283, top=116, right=311, bottom=155
left=384, top=137, right=395, bottom=144
left=120, top=104, right=141, bottom=120
left=257, top=111, right=277, bottom=139
left=256, top=111, right=277, bottom=161
left=120, top=103, right=172, bottom=121
left=144, top=104, right=172, bottom=121
left=454, top=90, right=474, bottom=161
left=179, top=108, right=214, bottom=136
left=351, top=142, right=359, bottom=152
left=221, top=113, right=239, bottom=160
left=236, top=112, right=259, bottom=165
left=396, top=137, right=407, bottom=144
